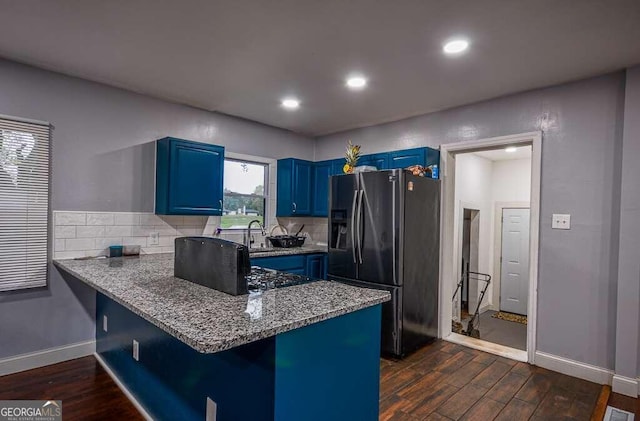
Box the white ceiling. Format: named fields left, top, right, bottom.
left=0, top=1, right=639, bottom=136
left=473, top=146, right=532, bottom=161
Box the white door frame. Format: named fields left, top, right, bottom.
left=439, top=131, right=542, bottom=364
left=492, top=202, right=530, bottom=312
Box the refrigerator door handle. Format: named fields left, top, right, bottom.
left=351, top=190, right=358, bottom=263
left=357, top=189, right=364, bottom=264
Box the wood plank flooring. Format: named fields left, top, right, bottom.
left=0, top=356, right=143, bottom=421
left=608, top=392, right=640, bottom=418
left=380, top=341, right=603, bottom=420
left=0, top=341, right=610, bottom=421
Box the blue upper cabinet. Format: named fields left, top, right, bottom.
left=156, top=137, right=224, bottom=215
left=389, top=147, right=440, bottom=178
left=277, top=158, right=313, bottom=217
left=425, top=147, right=440, bottom=168
left=312, top=160, right=332, bottom=216
left=331, top=158, right=344, bottom=176
left=389, top=148, right=427, bottom=169
left=358, top=153, right=389, bottom=170
left=277, top=147, right=440, bottom=218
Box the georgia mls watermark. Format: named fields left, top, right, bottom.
left=0, top=400, right=61, bottom=421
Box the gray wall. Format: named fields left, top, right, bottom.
left=0, top=59, right=314, bottom=359
left=615, top=66, right=640, bottom=379
left=315, top=73, right=626, bottom=370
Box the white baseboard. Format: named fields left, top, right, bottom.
left=535, top=351, right=614, bottom=385
left=94, top=353, right=153, bottom=421
left=612, top=374, right=639, bottom=398
left=0, top=340, right=96, bottom=376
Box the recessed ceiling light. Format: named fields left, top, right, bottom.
left=443, top=39, right=469, bottom=54
left=346, top=76, right=367, bottom=89
left=505, top=147, right=517, bottom=153
left=281, top=98, right=300, bottom=109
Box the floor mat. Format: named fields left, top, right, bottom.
left=492, top=311, right=527, bottom=324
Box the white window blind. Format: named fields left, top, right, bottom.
left=0, top=116, right=50, bottom=291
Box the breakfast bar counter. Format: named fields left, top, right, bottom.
left=54, top=254, right=389, bottom=421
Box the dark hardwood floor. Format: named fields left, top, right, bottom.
left=0, top=356, right=143, bottom=421
left=0, top=341, right=615, bottom=421
left=608, top=392, right=640, bottom=418
left=380, top=341, right=603, bottom=420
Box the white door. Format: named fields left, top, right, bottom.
left=500, top=208, right=530, bottom=315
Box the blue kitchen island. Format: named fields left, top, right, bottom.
left=54, top=254, right=389, bottom=421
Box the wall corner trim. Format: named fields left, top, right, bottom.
left=0, top=340, right=95, bottom=376
left=611, top=374, right=639, bottom=398
left=94, top=353, right=153, bottom=420
left=535, top=351, right=614, bottom=386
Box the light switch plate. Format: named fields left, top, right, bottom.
left=103, top=315, right=108, bottom=332
left=132, top=340, right=139, bottom=361
left=149, top=232, right=160, bottom=246
left=552, top=214, right=571, bottom=230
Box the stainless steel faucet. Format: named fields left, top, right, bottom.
left=246, top=220, right=265, bottom=249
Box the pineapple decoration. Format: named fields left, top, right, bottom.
left=343, top=140, right=361, bottom=174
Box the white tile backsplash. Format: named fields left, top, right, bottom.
left=139, top=214, right=165, bottom=226
left=114, top=213, right=140, bottom=225
left=52, top=211, right=328, bottom=259
left=55, top=212, right=86, bottom=226
left=76, top=225, right=106, bottom=238
left=105, top=225, right=133, bottom=237
left=95, top=237, right=124, bottom=250
left=65, top=238, right=95, bottom=251
left=54, top=225, right=76, bottom=239
left=52, top=211, right=210, bottom=259
left=86, top=212, right=115, bottom=225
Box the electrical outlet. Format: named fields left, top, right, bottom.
left=206, top=398, right=217, bottom=421
left=102, top=315, right=108, bottom=332
left=149, top=232, right=160, bottom=246
left=132, top=340, right=139, bottom=361
left=552, top=214, right=571, bottom=230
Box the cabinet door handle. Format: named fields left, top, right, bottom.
left=292, top=202, right=297, bottom=213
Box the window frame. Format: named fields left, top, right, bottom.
left=0, top=113, right=51, bottom=291
left=221, top=154, right=273, bottom=231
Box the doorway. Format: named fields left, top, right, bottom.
left=440, top=132, right=541, bottom=363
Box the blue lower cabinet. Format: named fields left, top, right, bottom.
left=323, top=254, right=328, bottom=279
left=306, top=254, right=326, bottom=279
left=96, top=293, right=381, bottom=421
left=274, top=304, right=381, bottom=421
left=252, top=253, right=327, bottom=279
left=252, top=255, right=306, bottom=273
left=96, top=293, right=275, bottom=421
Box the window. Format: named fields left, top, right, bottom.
left=222, top=158, right=268, bottom=229
left=0, top=116, right=50, bottom=291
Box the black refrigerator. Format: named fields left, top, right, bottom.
left=328, top=169, right=440, bottom=358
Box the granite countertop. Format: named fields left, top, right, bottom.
left=249, top=244, right=328, bottom=258
left=53, top=254, right=389, bottom=354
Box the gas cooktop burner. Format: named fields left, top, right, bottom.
left=246, top=267, right=314, bottom=291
